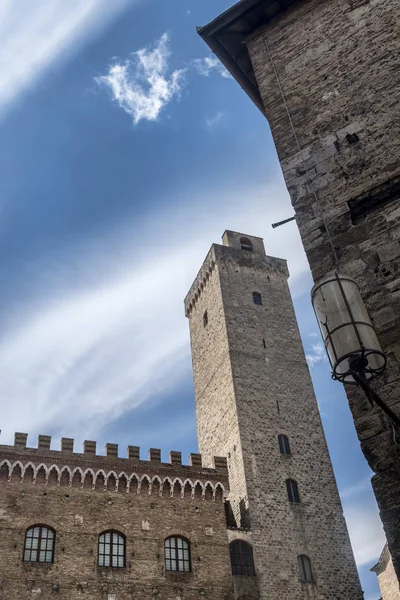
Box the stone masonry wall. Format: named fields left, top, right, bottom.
left=185, top=232, right=363, bottom=600
left=246, top=0, right=400, bottom=579
left=379, top=554, right=400, bottom=600
left=0, top=435, right=232, bottom=600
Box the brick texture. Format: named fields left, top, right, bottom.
left=0, top=440, right=231, bottom=599
left=372, top=545, right=400, bottom=600
left=245, top=0, right=400, bottom=581
left=185, top=231, right=362, bottom=599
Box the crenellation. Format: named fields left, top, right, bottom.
left=105, top=443, right=118, bottom=457
left=169, top=450, right=182, bottom=465
left=14, top=432, right=27, bottom=448
left=148, top=448, right=161, bottom=462
left=127, top=444, right=140, bottom=460
left=83, top=440, right=96, bottom=454
left=38, top=434, right=51, bottom=450
left=189, top=453, right=202, bottom=468
left=61, top=437, right=74, bottom=452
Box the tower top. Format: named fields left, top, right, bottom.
left=222, top=230, right=266, bottom=256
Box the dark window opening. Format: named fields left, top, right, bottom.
left=252, top=292, right=262, bottom=306
left=348, top=176, right=400, bottom=224
left=229, top=540, right=255, bottom=576
left=165, top=536, right=191, bottom=572
left=203, top=311, right=208, bottom=327
left=24, top=525, right=55, bottom=563
left=224, top=500, right=238, bottom=528
left=278, top=434, right=291, bottom=455
left=298, top=555, right=313, bottom=582
left=98, top=531, right=125, bottom=568
left=286, top=479, right=300, bottom=503
left=262, top=339, right=266, bottom=349
left=240, top=237, right=253, bottom=252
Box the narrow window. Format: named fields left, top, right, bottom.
left=240, top=237, right=253, bottom=252
left=229, top=540, right=255, bottom=576
left=24, top=525, right=55, bottom=563
left=286, top=479, right=300, bottom=503
left=262, top=339, right=266, bottom=348
left=98, top=531, right=125, bottom=568
left=203, top=311, right=208, bottom=327
left=165, top=536, right=191, bottom=572
left=252, top=292, right=262, bottom=305
left=298, top=555, right=313, bottom=582
left=278, top=434, right=291, bottom=455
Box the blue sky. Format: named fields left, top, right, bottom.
left=0, top=1, right=384, bottom=597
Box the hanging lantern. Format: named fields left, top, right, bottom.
left=311, top=272, right=386, bottom=384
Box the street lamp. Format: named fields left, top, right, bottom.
left=311, top=272, right=400, bottom=440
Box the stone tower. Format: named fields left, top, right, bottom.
left=185, top=230, right=362, bottom=600
left=198, top=0, right=400, bottom=580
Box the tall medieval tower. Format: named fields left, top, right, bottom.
left=185, top=230, right=362, bottom=599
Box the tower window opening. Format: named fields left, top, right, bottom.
left=229, top=540, right=255, bottom=576
left=298, top=554, right=313, bottom=582
left=240, top=237, right=253, bottom=252
left=286, top=478, right=300, bottom=503
left=263, top=338, right=266, bottom=348
left=278, top=434, right=291, bottom=455
left=203, top=311, right=208, bottom=327
left=253, top=292, right=262, bottom=305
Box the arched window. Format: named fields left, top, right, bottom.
left=98, top=530, right=125, bottom=568
left=229, top=540, right=255, bottom=576
left=252, top=292, right=262, bottom=305
left=203, top=310, right=208, bottom=327
left=24, top=525, right=55, bottom=563
left=286, top=479, right=300, bottom=503
left=240, top=237, right=253, bottom=252
left=298, top=554, right=313, bottom=582
left=165, top=536, right=191, bottom=572
left=278, top=434, right=291, bottom=455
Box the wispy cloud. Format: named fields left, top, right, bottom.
left=192, top=56, right=232, bottom=79
left=306, top=341, right=328, bottom=368
left=0, top=0, right=129, bottom=117
left=96, top=33, right=185, bottom=125
left=0, top=179, right=307, bottom=443
left=205, top=111, right=224, bottom=129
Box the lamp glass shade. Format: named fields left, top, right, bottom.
left=311, top=273, right=386, bottom=383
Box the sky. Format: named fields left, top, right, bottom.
left=0, top=0, right=385, bottom=597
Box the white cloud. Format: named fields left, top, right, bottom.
left=0, top=0, right=129, bottom=117
left=192, top=56, right=232, bottom=79
left=96, top=33, right=185, bottom=125
left=306, top=341, right=328, bottom=368
left=0, top=179, right=308, bottom=443
left=205, top=110, right=224, bottom=129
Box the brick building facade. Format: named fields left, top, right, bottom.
left=198, top=0, right=400, bottom=582
left=0, top=231, right=362, bottom=598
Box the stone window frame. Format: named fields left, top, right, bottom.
left=164, top=536, right=191, bottom=573
left=278, top=434, right=291, bottom=455
left=252, top=292, right=262, bottom=306
left=297, top=554, right=314, bottom=583
left=98, top=530, right=126, bottom=568
left=240, top=237, right=253, bottom=252
left=286, top=478, right=300, bottom=503
left=23, top=524, right=56, bottom=564
left=229, top=539, right=256, bottom=576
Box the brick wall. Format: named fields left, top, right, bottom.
left=0, top=436, right=232, bottom=600
left=245, top=0, right=400, bottom=579
left=185, top=231, right=362, bottom=599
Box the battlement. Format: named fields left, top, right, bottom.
left=184, top=241, right=288, bottom=317
left=0, top=433, right=228, bottom=502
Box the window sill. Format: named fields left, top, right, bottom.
left=22, top=562, right=54, bottom=568
left=165, top=571, right=193, bottom=579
